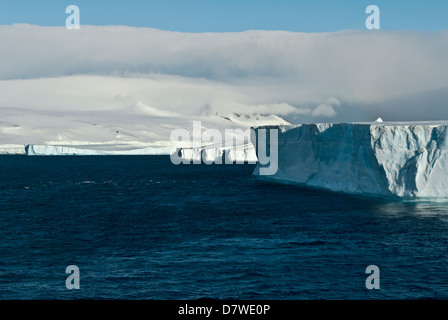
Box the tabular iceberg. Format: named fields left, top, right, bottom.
left=252, top=121, right=448, bottom=200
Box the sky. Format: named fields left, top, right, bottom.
left=1, top=0, right=448, bottom=32
left=0, top=1, right=448, bottom=126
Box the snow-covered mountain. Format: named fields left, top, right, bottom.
left=0, top=106, right=289, bottom=155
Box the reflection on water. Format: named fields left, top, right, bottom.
left=370, top=201, right=448, bottom=217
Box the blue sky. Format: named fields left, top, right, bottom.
left=0, top=0, right=447, bottom=32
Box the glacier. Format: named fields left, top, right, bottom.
left=25, top=144, right=175, bottom=156
left=0, top=144, right=26, bottom=155
left=25, top=143, right=258, bottom=163
left=0, top=110, right=288, bottom=157
left=252, top=121, right=448, bottom=200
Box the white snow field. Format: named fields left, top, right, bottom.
left=252, top=121, right=448, bottom=200
left=0, top=107, right=289, bottom=158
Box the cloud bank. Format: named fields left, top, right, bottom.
left=1, top=24, right=448, bottom=122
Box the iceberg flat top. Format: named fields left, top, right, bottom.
left=346, top=120, right=448, bottom=126
left=256, top=120, right=448, bottom=128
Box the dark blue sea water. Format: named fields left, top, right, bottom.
left=1, top=155, right=448, bottom=299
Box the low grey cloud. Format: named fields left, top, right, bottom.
left=1, top=24, right=448, bottom=121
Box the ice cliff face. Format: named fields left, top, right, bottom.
left=252, top=122, right=448, bottom=199
left=25, top=144, right=174, bottom=156
left=178, top=143, right=257, bottom=164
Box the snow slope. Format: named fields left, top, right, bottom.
left=252, top=121, right=448, bottom=199
left=0, top=106, right=289, bottom=157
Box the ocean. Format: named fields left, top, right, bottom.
left=1, top=155, right=448, bottom=299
